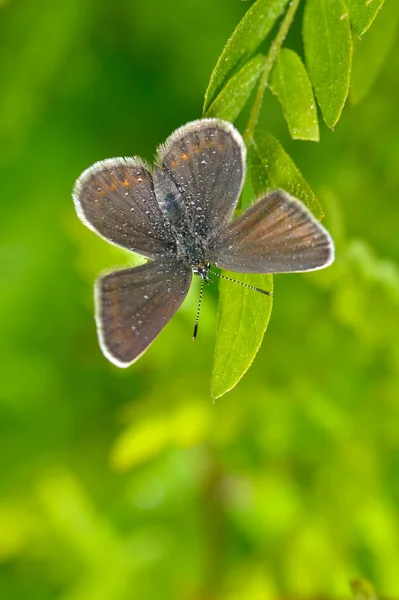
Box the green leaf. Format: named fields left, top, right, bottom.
left=303, top=0, right=353, bottom=128
left=204, top=53, right=265, bottom=121
left=203, top=0, right=290, bottom=112
left=347, top=0, right=386, bottom=36
left=270, top=48, right=319, bottom=141
left=249, top=131, right=323, bottom=219
left=110, top=416, right=171, bottom=470
left=211, top=273, right=273, bottom=400
left=110, top=403, right=211, bottom=470
left=350, top=0, right=399, bottom=105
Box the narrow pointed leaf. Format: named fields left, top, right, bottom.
left=204, top=54, right=265, bottom=121
left=350, top=0, right=399, bottom=105
left=204, top=0, right=290, bottom=112
left=303, top=0, right=353, bottom=128
left=249, top=132, right=323, bottom=219
left=211, top=273, right=273, bottom=400
left=270, top=48, right=319, bottom=141
left=347, top=0, right=386, bottom=36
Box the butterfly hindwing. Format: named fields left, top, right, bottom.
left=96, top=260, right=192, bottom=367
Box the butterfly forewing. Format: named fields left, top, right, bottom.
left=73, top=158, right=176, bottom=259
left=157, top=119, right=246, bottom=235
left=96, top=260, right=192, bottom=367
left=209, top=190, right=334, bottom=273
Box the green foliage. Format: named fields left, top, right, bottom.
left=350, top=0, right=399, bottom=104
left=303, top=0, right=353, bottom=129
left=211, top=273, right=273, bottom=400
left=0, top=0, right=398, bottom=598
left=347, top=0, right=386, bottom=36
left=203, top=0, right=395, bottom=396
left=249, top=131, right=323, bottom=218
left=203, top=0, right=290, bottom=111
left=204, top=53, right=265, bottom=121
left=270, top=48, right=319, bottom=142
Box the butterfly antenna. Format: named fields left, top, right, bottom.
left=208, top=268, right=272, bottom=296
left=192, top=277, right=204, bottom=341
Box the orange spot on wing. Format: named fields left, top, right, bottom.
left=170, top=159, right=179, bottom=168
left=180, top=152, right=189, bottom=161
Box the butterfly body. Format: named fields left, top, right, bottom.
left=73, top=119, right=334, bottom=367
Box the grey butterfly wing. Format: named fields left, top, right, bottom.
left=156, top=119, right=246, bottom=235
left=96, top=260, right=192, bottom=366
left=73, top=157, right=175, bottom=259
left=209, top=190, right=334, bottom=273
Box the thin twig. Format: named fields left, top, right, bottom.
left=244, top=0, right=302, bottom=145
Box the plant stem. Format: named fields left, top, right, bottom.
left=199, top=444, right=225, bottom=600
left=244, top=0, right=302, bottom=144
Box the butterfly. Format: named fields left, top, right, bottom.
left=73, top=119, right=334, bottom=367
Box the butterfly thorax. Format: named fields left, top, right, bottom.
left=175, top=224, right=207, bottom=266
left=163, top=197, right=206, bottom=266
left=155, top=179, right=208, bottom=269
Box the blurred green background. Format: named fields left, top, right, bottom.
left=1, top=0, right=399, bottom=598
